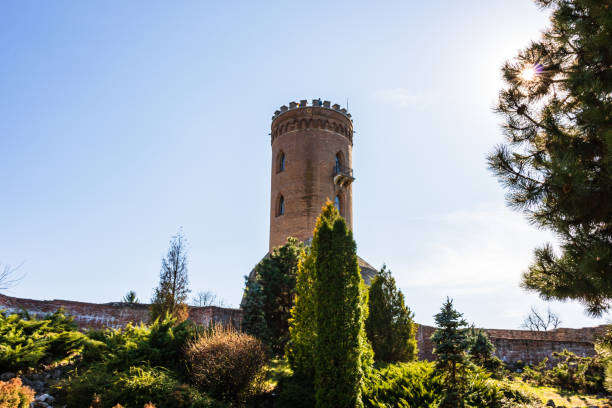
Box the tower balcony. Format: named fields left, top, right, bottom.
left=333, top=164, right=355, bottom=187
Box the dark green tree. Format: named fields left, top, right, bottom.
left=151, top=230, right=190, bottom=322
left=468, top=329, right=494, bottom=365
left=431, top=297, right=470, bottom=408
left=241, top=237, right=303, bottom=353
left=365, top=264, right=418, bottom=363
left=122, top=290, right=139, bottom=304
left=313, top=202, right=370, bottom=408
left=487, top=0, right=612, bottom=316
left=241, top=279, right=268, bottom=341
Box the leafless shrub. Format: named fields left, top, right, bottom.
left=185, top=325, right=268, bottom=402
left=521, top=306, right=561, bottom=331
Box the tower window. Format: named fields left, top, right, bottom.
left=278, top=152, right=286, bottom=173
left=334, top=195, right=341, bottom=213
left=335, top=152, right=344, bottom=173
left=277, top=195, right=285, bottom=216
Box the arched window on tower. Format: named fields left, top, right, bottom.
left=278, top=152, right=286, bottom=173
left=335, top=152, right=345, bottom=174
left=277, top=195, right=285, bottom=216
left=334, top=195, right=341, bottom=215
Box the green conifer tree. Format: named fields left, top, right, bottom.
left=241, top=279, right=268, bottom=340
left=242, top=237, right=303, bottom=353
left=488, top=0, right=612, bottom=316
left=431, top=297, right=470, bottom=408
left=313, top=202, right=369, bottom=408
left=151, top=230, right=190, bottom=322
left=287, top=202, right=372, bottom=407
left=286, top=246, right=316, bottom=381
left=365, top=264, right=418, bottom=363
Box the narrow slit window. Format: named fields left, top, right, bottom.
left=278, top=195, right=285, bottom=216
left=278, top=152, right=285, bottom=172
left=334, top=195, right=341, bottom=213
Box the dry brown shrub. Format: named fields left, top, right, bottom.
left=185, top=325, right=269, bottom=402
left=0, top=378, right=35, bottom=408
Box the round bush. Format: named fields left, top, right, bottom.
left=185, top=326, right=268, bottom=402
left=0, top=378, right=35, bottom=408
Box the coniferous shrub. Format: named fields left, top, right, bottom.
left=365, top=265, right=417, bottom=363
left=54, top=365, right=222, bottom=408
left=242, top=237, right=304, bottom=354
left=0, top=309, right=103, bottom=372
left=185, top=325, right=268, bottom=403
left=0, top=377, right=35, bottom=408
left=431, top=297, right=471, bottom=408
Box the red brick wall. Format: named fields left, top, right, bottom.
left=0, top=294, right=242, bottom=330
left=269, top=101, right=354, bottom=250
left=2, top=293, right=605, bottom=365
left=417, top=323, right=607, bottom=364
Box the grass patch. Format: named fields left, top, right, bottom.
left=494, top=378, right=612, bottom=407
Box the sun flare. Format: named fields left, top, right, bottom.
left=519, top=65, right=537, bottom=81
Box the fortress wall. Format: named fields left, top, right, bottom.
left=1, top=293, right=605, bottom=365
left=0, top=294, right=242, bottom=330
left=417, top=324, right=607, bottom=364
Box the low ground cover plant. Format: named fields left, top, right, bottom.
left=0, top=309, right=102, bottom=372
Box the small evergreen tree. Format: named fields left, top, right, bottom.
left=365, top=264, right=417, bottom=363
left=432, top=297, right=470, bottom=408
left=151, top=230, right=191, bottom=322
left=241, top=237, right=303, bottom=353
left=122, top=290, right=139, bottom=304
left=468, top=328, right=494, bottom=364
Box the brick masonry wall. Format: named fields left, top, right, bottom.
left=417, top=323, right=608, bottom=364
left=1, top=293, right=606, bottom=365
left=0, top=294, right=242, bottom=330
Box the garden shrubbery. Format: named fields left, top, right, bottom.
left=185, top=325, right=269, bottom=403
left=0, top=377, right=35, bottom=408
left=0, top=309, right=103, bottom=372
left=519, top=349, right=606, bottom=394
left=362, top=361, right=534, bottom=408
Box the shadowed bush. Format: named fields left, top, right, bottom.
left=185, top=325, right=268, bottom=402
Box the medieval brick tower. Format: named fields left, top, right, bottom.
left=269, top=99, right=355, bottom=250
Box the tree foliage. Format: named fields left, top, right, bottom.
left=365, top=264, right=417, bottom=363
left=151, top=230, right=191, bottom=322
left=242, top=238, right=303, bottom=354
left=287, top=202, right=372, bottom=408
left=431, top=297, right=471, bottom=408
left=487, top=0, right=612, bottom=316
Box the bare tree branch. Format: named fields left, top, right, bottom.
left=0, top=262, right=25, bottom=291
left=521, top=306, right=562, bottom=331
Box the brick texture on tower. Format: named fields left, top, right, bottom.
left=269, top=99, right=355, bottom=250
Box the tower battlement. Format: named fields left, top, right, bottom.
left=272, top=99, right=352, bottom=121
left=270, top=99, right=353, bottom=146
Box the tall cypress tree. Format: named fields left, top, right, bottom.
left=487, top=0, right=612, bottom=316
left=365, top=265, right=418, bottom=363
left=287, top=202, right=371, bottom=407
left=313, top=202, right=368, bottom=408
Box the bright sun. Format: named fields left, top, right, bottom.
left=519, top=65, right=537, bottom=81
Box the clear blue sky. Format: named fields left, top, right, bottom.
left=1, top=0, right=608, bottom=329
